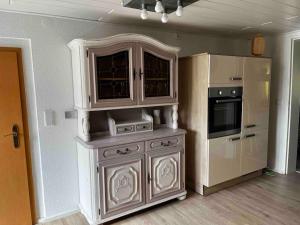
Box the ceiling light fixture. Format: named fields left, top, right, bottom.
left=155, top=0, right=164, bottom=13
left=176, top=0, right=183, bottom=17
left=107, top=9, right=114, bottom=14
left=122, top=0, right=198, bottom=24
left=241, top=26, right=253, bottom=31
left=286, top=15, right=298, bottom=20
left=161, top=11, right=168, bottom=23
left=261, top=21, right=272, bottom=26
left=140, top=3, right=149, bottom=20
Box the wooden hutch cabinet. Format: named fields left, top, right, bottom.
left=68, top=34, right=186, bottom=225
left=69, top=34, right=178, bottom=110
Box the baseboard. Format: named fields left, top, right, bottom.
left=203, top=170, right=263, bottom=196
left=37, top=208, right=80, bottom=224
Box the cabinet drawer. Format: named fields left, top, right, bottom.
left=98, top=142, right=144, bottom=161
left=146, top=135, right=183, bottom=152
left=116, top=125, right=135, bottom=135
left=136, top=122, right=152, bottom=132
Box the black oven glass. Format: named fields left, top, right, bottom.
left=208, top=87, right=243, bottom=139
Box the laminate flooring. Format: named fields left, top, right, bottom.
left=41, top=173, right=300, bottom=225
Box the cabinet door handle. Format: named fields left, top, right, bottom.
left=230, top=77, right=242, bottom=81
left=244, top=134, right=256, bottom=139
left=245, top=124, right=256, bottom=128
left=139, top=68, right=143, bottom=80
left=161, top=141, right=171, bottom=147
left=116, top=148, right=130, bottom=155
left=147, top=173, right=152, bottom=183
left=228, top=137, right=241, bottom=142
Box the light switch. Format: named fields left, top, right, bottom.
left=44, top=109, right=55, bottom=127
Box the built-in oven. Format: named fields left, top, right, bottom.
left=208, top=87, right=243, bottom=139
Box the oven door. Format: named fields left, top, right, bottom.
left=208, top=97, right=242, bottom=139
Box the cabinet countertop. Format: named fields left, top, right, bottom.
left=76, top=128, right=186, bottom=149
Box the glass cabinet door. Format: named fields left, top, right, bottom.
left=139, top=45, right=177, bottom=105
left=88, top=43, right=137, bottom=108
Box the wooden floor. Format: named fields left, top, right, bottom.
left=41, top=173, right=300, bottom=225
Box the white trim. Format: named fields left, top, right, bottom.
left=37, top=209, right=80, bottom=223
left=68, top=34, right=181, bottom=53
left=279, top=30, right=300, bottom=174
left=0, top=37, right=44, bottom=219
left=286, top=38, right=294, bottom=174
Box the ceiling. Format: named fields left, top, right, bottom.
left=1, top=0, right=300, bottom=34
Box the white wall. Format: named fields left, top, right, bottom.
left=0, top=11, right=273, bottom=221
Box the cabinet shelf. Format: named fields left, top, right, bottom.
left=98, top=78, right=128, bottom=81
left=145, top=78, right=169, bottom=81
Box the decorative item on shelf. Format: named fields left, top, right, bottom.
left=153, top=109, right=161, bottom=125
left=107, top=109, right=153, bottom=136
left=140, top=3, right=149, bottom=20
left=122, top=0, right=198, bottom=23
left=252, top=34, right=266, bottom=56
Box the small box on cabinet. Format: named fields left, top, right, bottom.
left=108, top=109, right=153, bottom=136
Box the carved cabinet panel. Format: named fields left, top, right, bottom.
left=146, top=149, right=183, bottom=202
left=99, top=155, right=145, bottom=218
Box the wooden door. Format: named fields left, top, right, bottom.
left=241, top=129, right=269, bottom=176
left=243, top=57, right=271, bottom=131
left=209, top=55, right=243, bottom=86
left=0, top=49, right=32, bottom=225
left=99, top=155, right=145, bottom=218
left=207, top=135, right=242, bottom=187
left=88, top=43, right=137, bottom=109
left=137, top=44, right=177, bottom=105
left=146, top=149, right=182, bottom=203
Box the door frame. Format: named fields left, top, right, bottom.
left=0, top=47, right=35, bottom=223
left=286, top=38, right=300, bottom=174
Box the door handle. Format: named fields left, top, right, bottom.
left=245, top=124, right=256, bottom=128
left=139, top=68, right=143, bottom=80
left=3, top=124, right=20, bottom=148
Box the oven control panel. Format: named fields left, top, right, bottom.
left=209, top=87, right=243, bottom=98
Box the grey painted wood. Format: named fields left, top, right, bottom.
left=99, top=154, right=145, bottom=219
left=145, top=135, right=184, bottom=152
left=146, top=147, right=183, bottom=203
left=137, top=43, right=178, bottom=105
left=84, top=39, right=179, bottom=110
left=88, top=42, right=138, bottom=109
left=97, top=142, right=144, bottom=161
left=76, top=128, right=186, bottom=149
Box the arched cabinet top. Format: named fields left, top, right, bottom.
left=68, top=33, right=180, bottom=54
